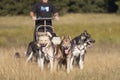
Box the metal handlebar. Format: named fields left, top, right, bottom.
left=35, top=17, right=54, bottom=32
left=36, top=17, right=53, bottom=21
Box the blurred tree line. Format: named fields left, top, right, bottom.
left=0, top=0, right=120, bottom=16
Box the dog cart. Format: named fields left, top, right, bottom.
left=35, top=17, right=61, bottom=45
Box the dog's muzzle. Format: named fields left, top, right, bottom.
left=87, top=39, right=95, bottom=48
left=64, top=47, right=70, bottom=54
left=41, top=44, right=47, bottom=53
left=41, top=43, right=47, bottom=47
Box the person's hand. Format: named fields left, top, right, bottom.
left=54, top=16, right=59, bottom=21
left=32, top=16, right=37, bottom=21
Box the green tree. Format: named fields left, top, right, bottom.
left=0, top=0, right=38, bottom=16
left=116, top=0, right=120, bottom=14
left=50, top=0, right=69, bottom=15
left=68, top=0, right=107, bottom=13
left=0, top=0, right=119, bottom=16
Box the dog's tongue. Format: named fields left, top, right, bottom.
left=42, top=47, right=46, bottom=53
left=65, top=49, right=69, bottom=54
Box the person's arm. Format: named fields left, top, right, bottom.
left=54, top=12, right=59, bottom=21
left=30, top=3, right=38, bottom=21
left=30, top=11, right=37, bottom=21
left=51, top=4, right=59, bottom=21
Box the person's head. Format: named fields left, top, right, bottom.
left=42, top=0, right=48, bottom=3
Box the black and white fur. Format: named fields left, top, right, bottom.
left=54, top=35, right=72, bottom=73
left=26, top=41, right=40, bottom=63
left=26, top=32, right=55, bottom=72
left=36, top=32, right=55, bottom=71
left=70, top=31, right=95, bottom=70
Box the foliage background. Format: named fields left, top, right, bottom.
left=0, top=0, right=120, bottom=16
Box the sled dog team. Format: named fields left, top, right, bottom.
left=26, top=30, right=95, bottom=73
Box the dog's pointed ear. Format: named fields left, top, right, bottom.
left=66, top=35, right=69, bottom=38
left=46, top=32, right=52, bottom=38
left=83, top=30, right=88, bottom=36
left=84, top=30, right=87, bottom=34
left=68, top=35, right=71, bottom=40
left=84, top=30, right=87, bottom=33
left=61, top=35, right=65, bottom=40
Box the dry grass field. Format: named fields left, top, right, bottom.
left=0, top=46, right=120, bottom=80
left=0, top=14, right=120, bottom=80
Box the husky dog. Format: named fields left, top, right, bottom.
left=26, top=40, right=40, bottom=63
left=70, top=31, right=95, bottom=70
left=26, top=32, right=54, bottom=71
left=37, top=32, right=55, bottom=71
left=54, top=35, right=72, bottom=73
